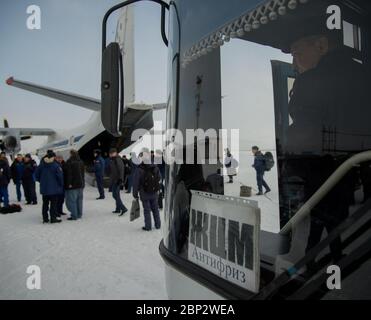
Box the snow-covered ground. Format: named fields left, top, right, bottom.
left=0, top=184, right=167, bottom=300
left=224, top=151, right=280, bottom=233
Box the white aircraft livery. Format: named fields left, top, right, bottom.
left=2, top=6, right=165, bottom=166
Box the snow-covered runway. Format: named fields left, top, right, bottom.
left=0, top=185, right=167, bottom=300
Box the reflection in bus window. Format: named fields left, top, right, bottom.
left=343, top=20, right=362, bottom=51
left=221, top=40, right=292, bottom=233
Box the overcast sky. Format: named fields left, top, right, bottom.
left=0, top=0, right=167, bottom=153
left=0, top=0, right=293, bottom=155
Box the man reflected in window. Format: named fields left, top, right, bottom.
left=284, top=18, right=370, bottom=270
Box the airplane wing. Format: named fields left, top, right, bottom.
left=152, top=103, right=167, bottom=110
left=6, top=77, right=101, bottom=112
left=0, top=128, right=55, bottom=136
left=18, top=128, right=55, bottom=136
left=6, top=77, right=166, bottom=113
left=126, top=102, right=167, bottom=111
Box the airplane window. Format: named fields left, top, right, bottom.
left=74, top=135, right=84, bottom=143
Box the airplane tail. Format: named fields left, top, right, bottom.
left=115, top=5, right=135, bottom=107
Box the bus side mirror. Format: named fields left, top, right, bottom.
left=101, top=42, right=123, bottom=137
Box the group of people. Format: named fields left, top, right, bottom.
left=224, top=146, right=271, bottom=195
left=93, top=148, right=165, bottom=231
left=1, top=147, right=165, bottom=232
left=0, top=149, right=85, bottom=223
left=0, top=151, right=38, bottom=208
left=36, top=149, right=85, bottom=223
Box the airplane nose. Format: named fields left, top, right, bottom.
left=6, top=77, right=14, bottom=85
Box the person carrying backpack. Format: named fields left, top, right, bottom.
left=133, top=149, right=162, bottom=231
left=252, top=146, right=271, bottom=196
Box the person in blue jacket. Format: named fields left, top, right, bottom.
left=10, top=154, right=24, bottom=202
left=93, top=149, right=105, bottom=200
left=35, top=150, right=64, bottom=224
left=252, top=146, right=271, bottom=196
left=0, top=153, right=11, bottom=208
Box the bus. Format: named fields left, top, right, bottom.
left=101, top=0, right=371, bottom=299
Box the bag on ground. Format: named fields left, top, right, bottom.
left=130, top=199, right=140, bottom=222
left=158, top=192, right=163, bottom=209
left=240, top=185, right=252, bottom=197
left=0, top=204, right=22, bottom=214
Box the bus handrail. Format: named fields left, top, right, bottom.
left=280, top=150, right=371, bottom=235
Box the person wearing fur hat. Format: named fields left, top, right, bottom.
left=35, top=150, right=63, bottom=224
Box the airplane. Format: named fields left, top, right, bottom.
left=0, top=118, right=55, bottom=157
left=4, top=6, right=165, bottom=171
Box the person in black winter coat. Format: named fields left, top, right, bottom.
left=284, top=23, right=370, bottom=268
left=0, top=152, right=9, bottom=165
left=108, top=148, right=127, bottom=216
left=93, top=149, right=105, bottom=200
left=122, top=155, right=132, bottom=192
left=63, top=150, right=85, bottom=221
left=10, top=154, right=24, bottom=202
left=252, top=146, right=270, bottom=195
left=22, top=154, right=37, bottom=205
left=0, top=154, right=11, bottom=208
left=55, top=155, right=67, bottom=217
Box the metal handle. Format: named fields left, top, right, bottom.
left=280, top=150, right=371, bottom=235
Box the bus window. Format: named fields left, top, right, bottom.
left=220, top=40, right=292, bottom=233
left=160, top=0, right=371, bottom=300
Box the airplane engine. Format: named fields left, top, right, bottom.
left=1, top=131, right=21, bottom=154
